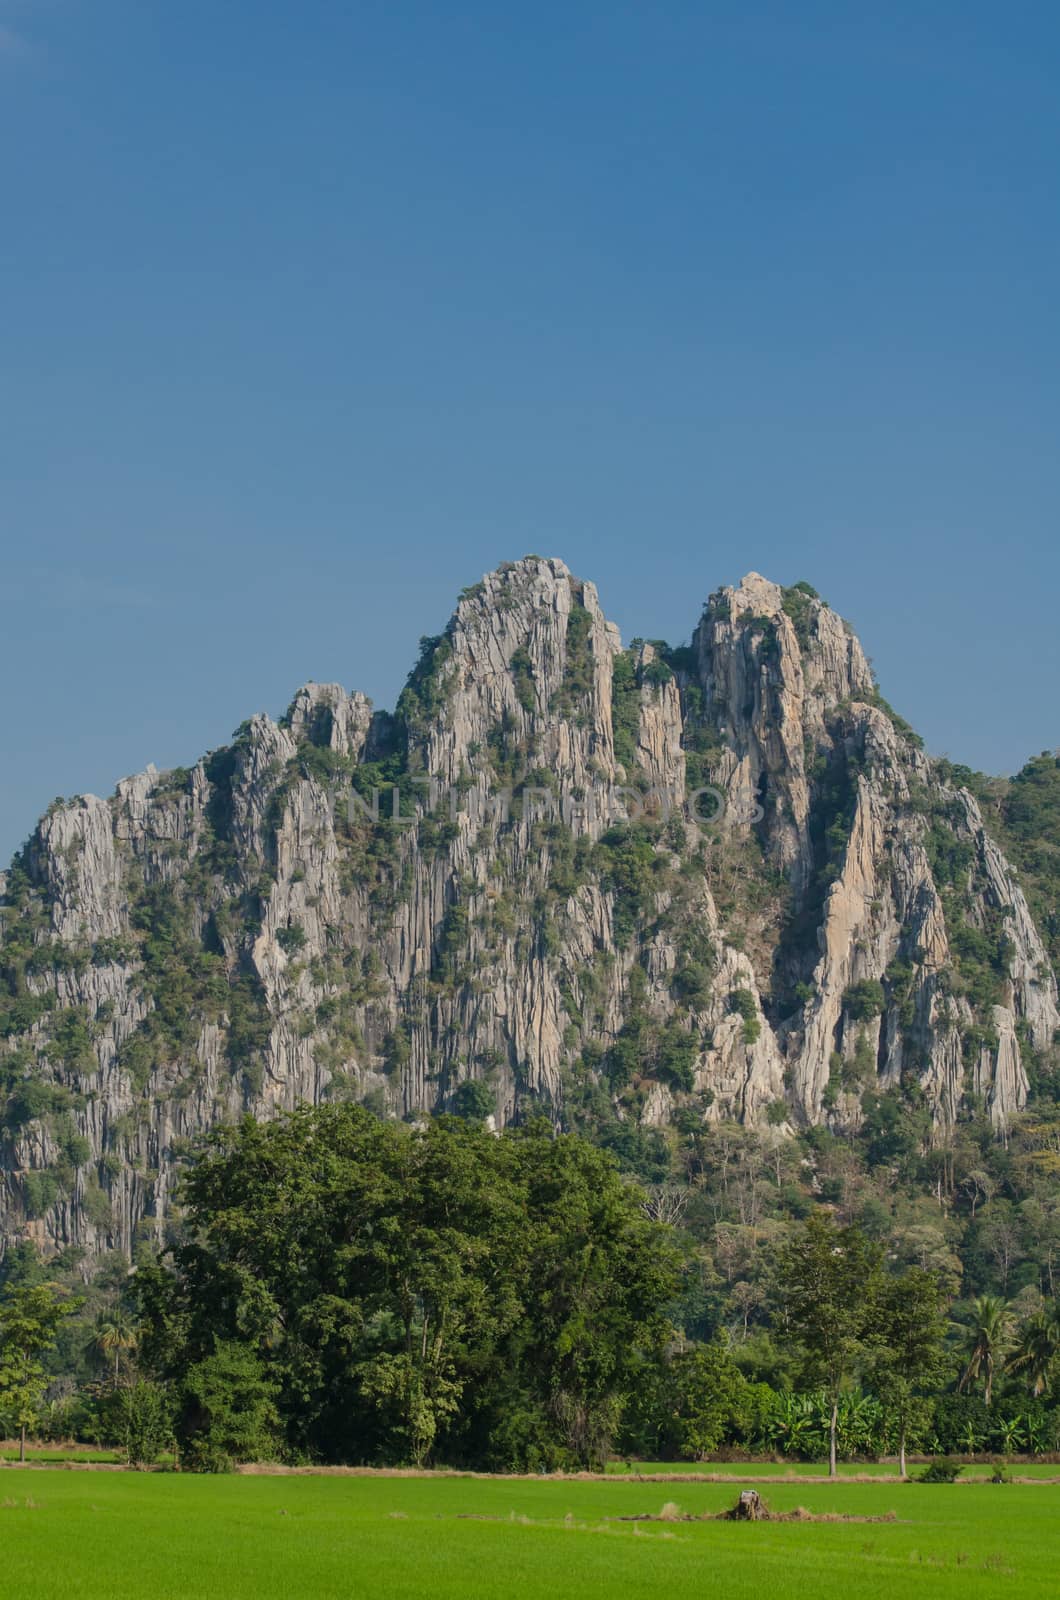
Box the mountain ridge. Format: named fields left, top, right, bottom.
left=1, top=556, right=1057, bottom=1261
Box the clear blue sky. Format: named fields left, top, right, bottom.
left=2, top=2, right=1058, bottom=862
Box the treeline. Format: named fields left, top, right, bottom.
left=567, top=1069, right=1060, bottom=1363
left=6, top=1105, right=1060, bottom=1473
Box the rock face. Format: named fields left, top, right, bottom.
left=1, top=558, right=1056, bottom=1260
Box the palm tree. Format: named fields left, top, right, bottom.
left=1006, top=1306, right=1060, bottom=1397
left=94, top=1313, right=138, bottom=1386
left=959, top=1295, right=1015, bottom=1407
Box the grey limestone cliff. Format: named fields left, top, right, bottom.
left=1, top=557, right=1055, bottom=1260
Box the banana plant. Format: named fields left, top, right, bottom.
left=994, top=1414, right=1027, bottom=1455
left=1023, top=1412, right=1051, bottom=1456
left=960, top=1418, right=986, bottom=1455
left=766, top=1392, right=822, bottom=1458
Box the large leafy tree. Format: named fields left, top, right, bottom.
left=482, top=1124, right=682, bottom=1468
left=662, top=1340, right=750, bottom=1461
left=136, top=1106, right=679, bottom=1470
left=0, top=1281, right=80, bottom=1460
left=869, top=1266, right=948, bottom=1477
left=775, top=1211, right=882, bottom=1476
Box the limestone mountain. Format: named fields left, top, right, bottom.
left=1, top=557, right=1056, bottom=1261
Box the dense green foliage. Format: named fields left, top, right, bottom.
left=132, top=1108, right=680, bottom=1471
left=0, top=1279, right=80, bottom=1459
left=7, top=1093, right=1060, bottom=1472
left=610, top=651, right=641, bottom=771
left=780, top=581, right=820, bottom=651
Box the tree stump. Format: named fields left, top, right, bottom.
left=734, top=1490, right=764, bottom=1520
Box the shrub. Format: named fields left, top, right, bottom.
left=92, top=936, right=137, bottom=966
left=611, top=652, right=640, bottom=771
left=642, top=657, right=673, bottom=689
left=22, top=1168, right=61, bottom=1218
left=397, top=634, right=456, bottom=732
left=729, top=989, right=757, bottom=1022
left=591, top=823, right=660, bottom=950
left=728, top=989, right=761, bottom=1045
left=918, top=1456, right=962, bottom=1483
left=666, top=1342, right=751, bottom=1460
left=276, top=924, right=307, bottom=955
left=510, top=646, right=536, bottom=715
left=484, top=1404, right=572, bottom=1473
left=655, top=1022, right=697, bottom=1093
left=82, top=1174, right=114, bottom=1230
left=843, top=979, right=885, bottom=1020
left=781, top=584, right=819, bottom=650
left=382, top=1025, right=411, bottom=1076
left=450, top=1079, right=494, bottom=1123
left=671, top=962, right=712, bottom=1009
left=115, top=1380, right=174, bottom=1468
left=58, top=1129, right=91, bottom=1167
left=49, top=1008, right=96, bottom=1071
left=4, top=1077, right=57, bottom=1132
left=179, top=1343, right=279, bottom=1472
left=553, top=603, right=594, bottom=715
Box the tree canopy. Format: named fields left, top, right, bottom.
left=134, top=1105, right=681, bottom=1470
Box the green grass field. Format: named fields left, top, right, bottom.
left=0, top=1447, right=123, bottom=1464
left=2, top=1469, right=1056, bottom=1599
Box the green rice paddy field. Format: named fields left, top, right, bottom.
left=3, top=1468, right=1057, bottom=1600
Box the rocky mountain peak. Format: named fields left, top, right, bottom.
left=406, top=556, right=622, bottom=790
left=283, top=684, right=373, bottom=758
left=728, top=571, right=786, bottom=616
left=1, top=558, right=1057, bottom=1265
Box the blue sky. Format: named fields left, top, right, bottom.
left=2, top=2, right=1058, bottom=861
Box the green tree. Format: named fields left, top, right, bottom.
left=114, top=1379, right=174, bottom=1468
left=1006, top=1305, right=1060, bottom=1398
left=135, top=1106, right=678, bottom=1471
left=450, top=1079, right=494, bottom=1123
left=180, top=1343, right=279, bottom=1472
left=869, top=1267, right=948, bottom=1477
left=666, top=1340, right=750, bottom=1460
left=0, top=1281, right=80, bottom=1461
left=94, top=1310, right=139, bottom=1386
left=775, top=1212, right=882, bottom=1477
left=958, top=1295, right=1015, bottom=1407
left=495, top=1125, right=681, bottom=1469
